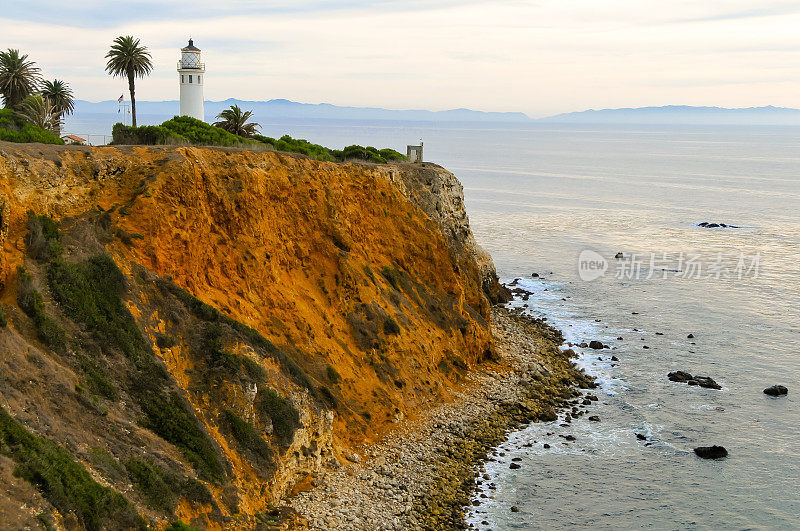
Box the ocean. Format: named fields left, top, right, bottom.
left=66, top=115, right=800, bottom=528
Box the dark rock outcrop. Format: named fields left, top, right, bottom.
left=669, top=371, right=721, bottom=389
left=668, top=371, right=693, bottom=383
left=763, top=385, right=788, bottom=397
left=694, top=446, right=728, bottom=459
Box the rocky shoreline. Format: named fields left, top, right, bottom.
left=289, top=306, right=594, bottom=529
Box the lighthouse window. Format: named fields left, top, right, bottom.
left=189, top=75, right=193, bottom=83
left=198, top=76, right=201, bottom=84
left=181, top=75, right=184, bottom=83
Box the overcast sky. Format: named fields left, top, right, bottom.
left=3, top=0, right=800, bottom=117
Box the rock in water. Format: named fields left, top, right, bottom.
left=510, top=506, right=520, bottom=513
left=694, top=376, right=722, bottom=390
left=763, top=385, right=788, bottom=397
left=589, top=340, right=604, bottom=350
left=509, top=463, right=521, bottom=470
left=636, top=433, right=647, bottom=441
left=668, top=371, right=693, bottom=383
left=694, top=446, right=728, bottom=459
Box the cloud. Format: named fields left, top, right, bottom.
left=3, top=0, right=800, bottom=115
left=2, top=0, right=485, bottom=27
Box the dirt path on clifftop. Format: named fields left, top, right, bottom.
left=289, top=307, right=593, bottom=530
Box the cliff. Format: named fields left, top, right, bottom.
left=0, top=141, right=508, bottom=529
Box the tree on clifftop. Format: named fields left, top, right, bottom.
left=0, top=49, right=42, bottom=110
left=105, top=36, right=152, bottom=127
left=41, top=79, right=75, bottom=136
left=213, top=105, right=261, bottom=137
left=19, top=93, right=59, bottom=132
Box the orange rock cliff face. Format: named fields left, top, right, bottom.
left=0, top=142, right=509, bottom=528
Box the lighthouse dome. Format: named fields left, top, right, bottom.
left=181, top=39, right=201, bottom=52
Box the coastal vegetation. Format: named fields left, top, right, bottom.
left=105, top=36, right=153, bottom=127
left=0, top=406, right=144, bottom=530
left=0, top=49, right=74, bottom=141
left=112, top=116, right=248, bottom=146
left=112, top=113, right=407, bottom=163
left=40, top=79, right=75, bottom=135
left=0, top=49, right=41, bottom=110
left=213, top=104, right=260, bottom=137
left=0, top=108, right=63, bottom=144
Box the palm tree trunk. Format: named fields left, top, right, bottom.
left=128, top=72, right=137, bottom=127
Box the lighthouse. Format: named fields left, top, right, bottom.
left=178, top=39, right=205, bottom=120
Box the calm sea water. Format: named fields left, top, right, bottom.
left=68, top=115, right=800, bottom=528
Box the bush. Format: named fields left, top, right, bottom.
left=87, top=448, right=128, bottom=484
left=137, top=392, right=225, bottom=482
left=0, top=303, right=6, bottom=328
left=223, top=410, right=274, bottom=472
left=253, top=134, right=336, bottom=161
left=325, top=364, right=341, bottom=384
left=111, top=122, right=185, bottom=145
left=0, top=406, right=144, bottom=530
left=255, top=388, right=301, bottom=446
left=157, top=278, right=317, bottom=395
left=76, top=352, right=119, bottom=401
left=125, top=457, right=177, bottom=512
left=46, top=255, right=224, bottom=482
left=163, top=116, right=252, bottom=146
left=0, top=109, right=64, bottom=144
left=17, top=266, right=67, bottom=354
left=25, top=211, right=62, bottom=261
left=253, top=134, right=406, bottom=164
left=113, top=116, right=253, bottom=146
left=383, top=316, right=401, bottom=335
left=380, top=266, right=402, bottom=290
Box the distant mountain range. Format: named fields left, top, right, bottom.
left=65, top=101, right=800, bottom=134
left=539, top=105, right=800, bottom=125
left=70, top=98, right=531, bottom=124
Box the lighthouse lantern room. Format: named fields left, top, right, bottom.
left=178, top=39, right=205, bottom=120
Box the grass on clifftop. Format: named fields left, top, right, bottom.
left=0, top=109, right=64, bottom=145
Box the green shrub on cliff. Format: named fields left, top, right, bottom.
left=255, top=388, right=301, bottom=446
left=45, top=254, right=224, bottom=482
left=253, top=134, right=336, bottom=161
left=253, top=134, right=407, bottom=164
left=25, top=211, right=62, bottom=261
left=223, top=410, right=274, bottom=471
left=112, top=116, right=253, bottom=146
left=16, top=266, right=67, bottom=354
left=112, top=122, right=184, bottom=145
left=124, top=456, right=214, bottom=513
left=0, top=406, right=144, bottom=530
left=0, top=108, right=64, bottom=144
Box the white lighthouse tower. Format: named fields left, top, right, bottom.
left=178, top=39, right=205, bottom=120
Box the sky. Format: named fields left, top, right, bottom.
left=3, top=0, right=800, bottom=117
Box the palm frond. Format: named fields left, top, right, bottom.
left=213, top=105, right=261, bottom=137
left=0, top=48, right=42, bottom=109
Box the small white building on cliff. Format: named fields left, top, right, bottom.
left=178, top=39, right=205, bottom=121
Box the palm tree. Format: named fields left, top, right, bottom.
left=41, top=79, right=74, bottom=136
left=0, top=49, right=42, bottom=110
left=213, top=105, right=260, bottom=137
left=104, top=36, right=152, bottom=127
left=19, top=94, right=58, bottom=132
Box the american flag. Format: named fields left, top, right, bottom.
left=117, top=94, right=124, bottom=103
